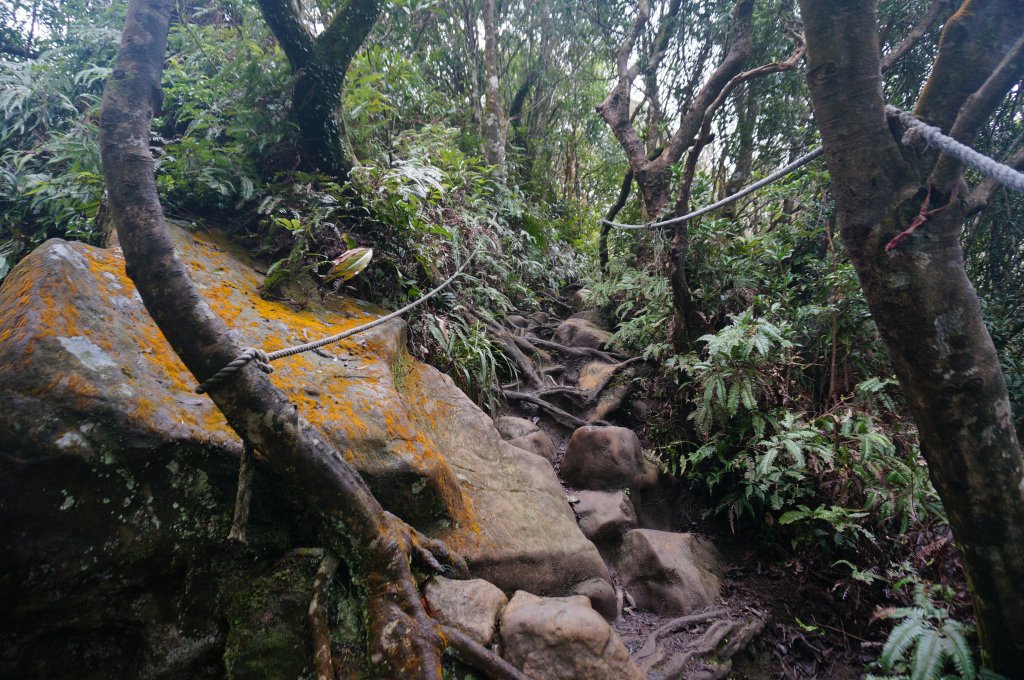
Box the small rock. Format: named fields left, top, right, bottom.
left=499, top=591, right=642, bottom=679
left=569, top=309, right=606, bottom=327
left=574, top=490, right=637, bottom=542
left=424, top=576, right=508, bottom=647
left=570, top=289, right=592, bottom=312
left=577, top=361, right=616, bottom=392
left=494, top=416, right=539, bottom=441
left=561, top=425, right=646, bottom=490
left=614, top=529, right=722, bottom=616
left=507, top=430, right=556, bottom=462
left=571, top=577, right=619, bottom=620
left=527, top=311, right=551, bottom=325
left=552, top=317, right=613, bottom=350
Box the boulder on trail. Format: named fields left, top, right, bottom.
left=508, top=430, right=557, bottom=463
left=571, top=577, right=619, bottom=620
left=552, top=317, right=613, bottom=350
left=494, top=415, right=539, bottom=440
left=0, top=226, right=610, bottom=675
left=424, top=576, right=508, bottom=647
left=494, top=416, right=556, bottom=462
left=561, top=425, right=647, bottom=490
left=498, top=591, right=642, bottom=680
left=573, top=490, right=637, bottom=542
left=568, top=309, right=607, bottom=328
left=615, top=529, right=722, bottom=616
left=571, top=288, right=592, bottom=312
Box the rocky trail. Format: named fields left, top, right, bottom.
left=0, top=225, right=864, bottom=679
left=476, top=299, right=770, bottom=679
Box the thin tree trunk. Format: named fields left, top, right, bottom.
left=100, top=2, right=463, bottom=677
left=482, top=0, right=506, bottom=174
left=599, top=167, right=634, bottom=272
left=800, top=0, right=1024, bottom=670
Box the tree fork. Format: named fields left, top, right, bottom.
left=799, top=0, right=1024, bottom=670
left=99, top=1, right=464, bottom=676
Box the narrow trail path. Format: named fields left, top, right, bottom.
left=482, top=296, right=773, bottom=679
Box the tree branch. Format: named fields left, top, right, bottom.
left=930, top=32, right=1024, bottom=191
left=966, top=143, right=1024, bottom=216
left=658, top=0, right=755, bottom=173
left=914, top=0, right=1024, bottom=133
left=880, top=0, right=953, bottom=73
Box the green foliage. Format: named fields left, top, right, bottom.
left=589, top=263, right=672, bottom=359
left=867, top=584, right=978, bottom=680
left=0, top=22, right=121, bottom=275
left=424, top=311, right=513, bottom=414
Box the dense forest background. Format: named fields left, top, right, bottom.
left=1, top=0, right=1022, bottom=676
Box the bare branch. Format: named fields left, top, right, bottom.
left=880, top=0, right=953, bottom=73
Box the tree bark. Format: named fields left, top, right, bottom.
left=599, top=167, right=634, bottom=272
left=799, top=0, right=1024, bottom=670
left=482, top=0, right=507, bottom=175
left=257, top=0, right=382, bottom=183
left=100, top=2, right=463, bottom=677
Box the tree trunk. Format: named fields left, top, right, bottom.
left=599, top=167, right=634, bottom=272
left=482, top=0, right=506, bottom=174
left=100, top=1, right=462, bottom=677
left=257, top=0, right=382, bottom=183
left=799, top=0, right=1024, bottom=670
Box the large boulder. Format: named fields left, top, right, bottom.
left=552, top=317, right=613, bottom=350
left=573, top=490, right=637, bottom=543
left=561, top=425, right=647, bottom=490
left=615, top=529, right=722, bottom=616
left=0, top=226, right=609, bottom=675
left=498, top=591, right=642, bottom=679
left=424, top=576, right=508, bottom=647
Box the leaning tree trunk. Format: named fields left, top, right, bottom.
left=799, top=0, right=1024, bottom=670
left=257, top=0, right=382, bottom=183
left=100, top=1, right=463, bottom=676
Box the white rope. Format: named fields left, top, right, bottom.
left=601, top=147, right=823, bottom=231
left=603, top=107, right=1024, bottom=233
left=196, top=249, right=477, bottom=393
left=885, top=105, right=1024, bottom=193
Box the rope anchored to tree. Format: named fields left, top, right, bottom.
left=601, top=147, right=824, bottom=231
left=195, top=249, right=478, bottom=394
left=602, top=107, right=1024, bottom=232
left=886, top=105, right=1024, bottom=193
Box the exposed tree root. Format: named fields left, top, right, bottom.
left=638, top=607, right=728, bottom=655
left=440, top=625, right=532, bottom=680
left=636, top=607, right=765, bottom=677
left=100, top=4, right=469, bottom=677
left=503, top=390, right=609, bottom=429
left=523, top=336, right=624, bottom=363
left=310, top=552, right=341, bottom=680
left=588, top=357, right=644, bottom=399
left=227, top=442, right=255, bottom=543
left=470, top=312, right=546, bottom=388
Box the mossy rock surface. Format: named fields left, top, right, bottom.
left=0, top=224, right=609, bottom=676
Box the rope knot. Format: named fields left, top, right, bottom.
left=195, top=347, right=274, bottom=394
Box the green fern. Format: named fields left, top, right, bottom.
left=874, top=584, right=977, bottom=680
